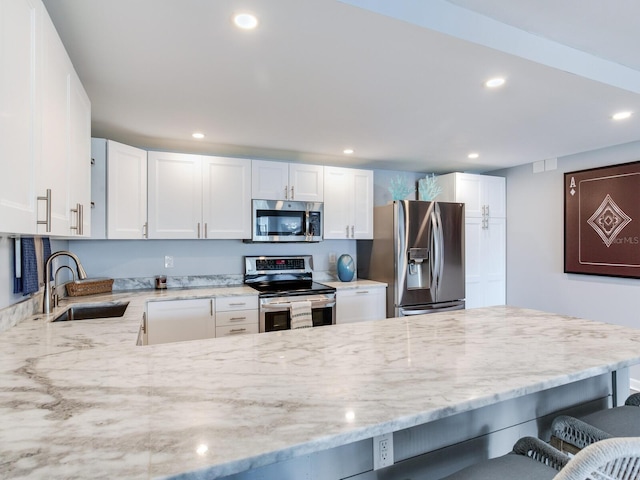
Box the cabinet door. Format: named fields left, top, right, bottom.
left=90, top=138, right=107, bottom=239
left=351, top=169, right=374, bottom=239
left=148, top=152, right=202, bottom=239
left=336, top=288, right=386, bottom=324
left=323, top=167, right=351, bottom=239
left=107, top=140, right=148, bottom=239
left=202, top=156, right=251, bottom=239
left=38, top=12, right=72, bottom=235
left=147, top=298, right=215, bottom=345
left=455, top=173, right=484, bottom=218
left=0, top=0, right=39, bottom=234
left=464, top=217, right=506, bottom=308
left=483, top=176, right=506, bottom=219
left=289, top=163, right=324, bottom=201
left=68, top=68, right=91, bottom=236
left=463, top=217, right=484, bottom=309
left=252, top=160, right=289, bottom=200
left=482, top=217, right=506, bottom=307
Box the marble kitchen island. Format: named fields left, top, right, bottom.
left=1, top=302, right=640, bottom=479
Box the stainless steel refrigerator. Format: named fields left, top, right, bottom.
left=357, top=200, right=465, bottom=317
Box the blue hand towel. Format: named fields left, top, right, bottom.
left=20, top=238, right=39, bottom=295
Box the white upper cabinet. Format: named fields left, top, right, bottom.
left=202, top=156, right=251, bottom=239
left=252, top=160, right=323, bottom=201
left=148, top=152, right=251, bottom=239
left=438, top=172, right=505, bottom=218
left=106, top=140, right=148, bottom=239
left=68, top=68, right=92, bottom=237
left=148, top=152, right=202, bottom=239
left=0, top=0, right=90, bottom=236
left=324, top=166, right=373, bottom=239
left=0, top=0, right=40, bottom=234
left=38, top=11, right=72, bottom=235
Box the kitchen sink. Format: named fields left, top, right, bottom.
left=52, top=302, right=129, bottom=322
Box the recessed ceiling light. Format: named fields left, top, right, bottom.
left=343, top=148, right=354, bottom=155
left=612, top=111, right=633, bottom=121
left=192, top=132, right=205, bottom=139
left=468, top=152, right=479, bottom=159
left=485, top=77, right=505, bottom=88
left=233, top=13, right=258, bottom=30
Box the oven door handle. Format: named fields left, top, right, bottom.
left=261, top=299, right=336, bottom=310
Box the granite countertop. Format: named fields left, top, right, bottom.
left=322, top=279, right=388, bottom=289
left=2, top=299, right=640, bottom=479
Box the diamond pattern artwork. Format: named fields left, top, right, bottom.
left=587, top=194, right=632, bottom=248
left=565, top=161, right=640, bottom=278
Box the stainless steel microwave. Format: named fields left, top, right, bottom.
left=250, top=200, right=323, bottom=242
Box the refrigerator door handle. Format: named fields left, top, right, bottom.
left=430, top=208, right=443, bottom=293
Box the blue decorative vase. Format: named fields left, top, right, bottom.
left=337, top=254, right=355, bottom=282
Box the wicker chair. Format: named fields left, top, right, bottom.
left=440, top=437, right=640, bottom=480
left=551, top=393, right=640, bottom=454
left=439, top=436, right=569, bottom=479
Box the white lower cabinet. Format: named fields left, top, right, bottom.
left=144, top=295, right=259, bottom=345
left=336, top=287, right=386, bottom=324
left=146, top=298, right=215, bottom=345
left=215, top=296, right=259, bottom=338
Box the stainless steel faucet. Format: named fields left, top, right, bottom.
left=43, top=251, right=88, bottom=314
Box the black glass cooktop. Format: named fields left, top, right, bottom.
left=248, top=280, right=335, bottom=297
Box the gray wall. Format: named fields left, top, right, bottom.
left=493, top=140, right=640, bottom=383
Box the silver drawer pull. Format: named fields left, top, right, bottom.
left=228, top=302, right=246, bottom=307
left=229, top=317, right=246, bottom=321
left=229, top=328, right=247, bottom=334
left=356, top=291, right=370, bottom=294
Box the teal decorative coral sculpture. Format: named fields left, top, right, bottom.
left=388, top=175, right=415, bottom=200
left=418, top=174, right=442, bottom=201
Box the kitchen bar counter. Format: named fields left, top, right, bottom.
left=1, top=301, right=640, bottom=479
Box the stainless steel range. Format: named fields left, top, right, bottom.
left=244, top=255, right=336, bottom=332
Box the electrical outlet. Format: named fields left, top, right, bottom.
left=373, top=432, right=394, bottom=470
left=329, top=252, right=337, bottom=264
left=164, top=256, right=174, bottom=268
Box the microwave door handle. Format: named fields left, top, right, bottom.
left=305, top=209, right=310, bottom=241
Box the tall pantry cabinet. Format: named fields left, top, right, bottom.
left=0, top=0, right=91, bottom=236
left=438, top=173, right=506, bottom=308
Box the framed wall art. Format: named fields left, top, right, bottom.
left=565, top=161, right=640, bottom=278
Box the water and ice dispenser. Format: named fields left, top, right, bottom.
left=407, top=247, right=430, bottom=289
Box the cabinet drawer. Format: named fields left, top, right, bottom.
left=216, top=309, right=258, bottom=328
left=216, top=295, right=258, bottom=311
left=216, top=323, right=259, bottom=337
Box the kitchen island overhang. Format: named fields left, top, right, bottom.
left=1, top=303, right=639, bottom=479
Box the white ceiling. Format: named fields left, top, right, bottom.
left=42, top=0, right=640, bottom=174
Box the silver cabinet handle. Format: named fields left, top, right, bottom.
left=356, top=290, right=369, bottom=294
left=351, top=225, right=355, bottom=238
left=142, top=312, right=147, bottom=334
left=143, top=222, right=148, bottom=238
left=210, top=299, right=213, bottom=316
left=79, top=204, right=84, bottom=236
left=205, top=223, right=208, bottom=239
left=229, top=316, right=247, bottom=321
left=229, top=328, right=247, bottom=334
left=37, top=189, right=52, bottom=232
left=290, top=186, right=294, bottom=199
left=70, top=203, right=82, bottom=234
left=346, top=225, right=349, bottom=238
left=197, top=222, right=201, bottom=238
left=284, top=186, right=288, bottom=199
left=228, top=302, right=246, bottom=307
